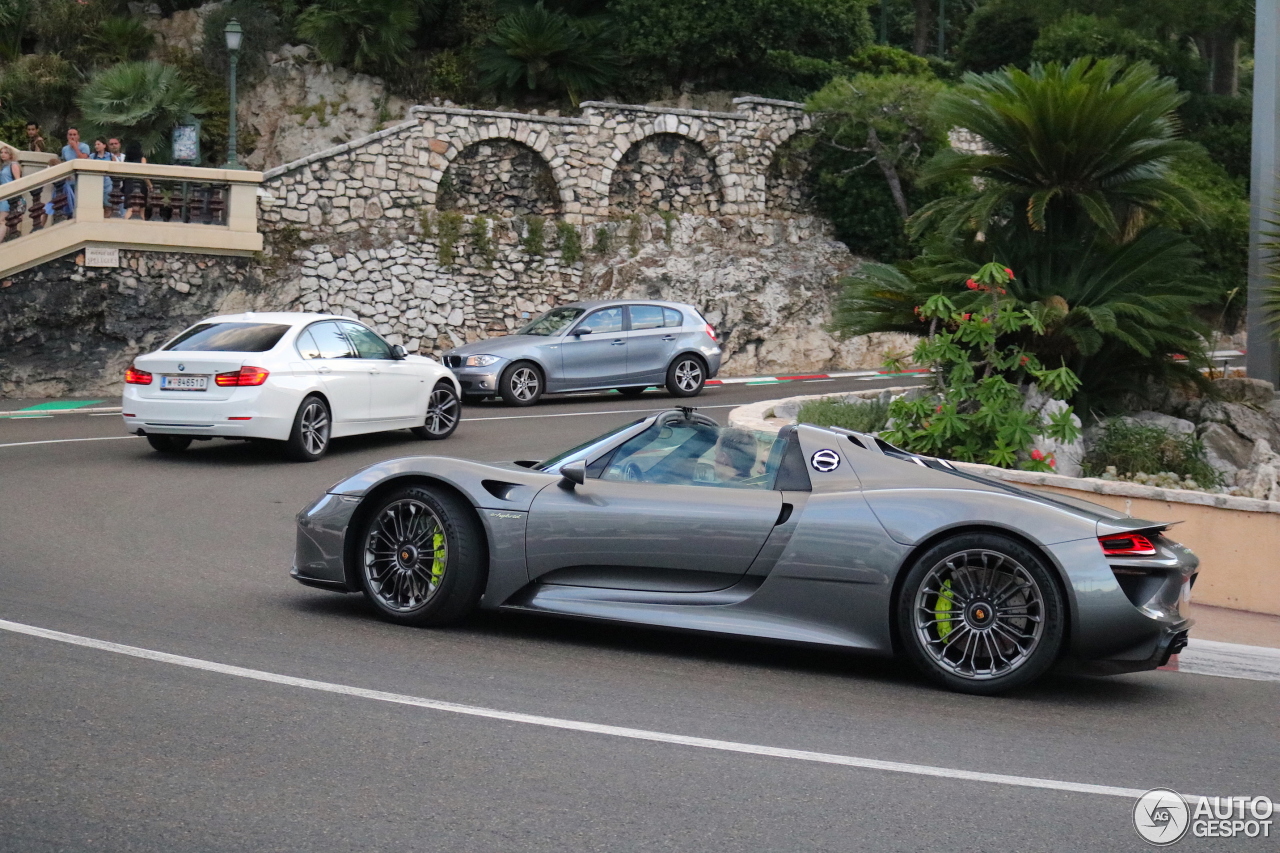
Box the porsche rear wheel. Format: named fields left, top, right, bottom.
left=898, top=533, right=1064, bottom=695
left=357, top=485, right=486, bottom=627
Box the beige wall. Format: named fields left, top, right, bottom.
left=1029, top=484, right=1280, bottom=617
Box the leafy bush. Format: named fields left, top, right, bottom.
left=1179, top=94, right=1252, bottom=184
left=202, top=0, right=287, bottom=84
left=845, top=44, right=932, bottom=78
left=796, top=397, right=889, bottom=433
left=556, top=220, right=582, bottom=264
left=521, top=214, right=546, bottom=255
left=0, top=0, right=32, bottom=61
left=609, top=0, right=872, bottom=95
left=880, top=263, right=1081, bottom=470
left=77, top=61, right=205, bottom=161
left=477, top=1, right=619, bottom=104
left=955, top=0, right=1039, bottom=73
left=434, top=211, right=464, bottom=266
left=0, top=53, right=79, bottom=126
left=1082, top=419, right=1220, bottom=488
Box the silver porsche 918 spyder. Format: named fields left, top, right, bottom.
left=292, top=408, right=1197, bottom=694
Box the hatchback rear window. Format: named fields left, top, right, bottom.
left=165, top=322, right=291, bottom=352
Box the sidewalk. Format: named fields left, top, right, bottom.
left=1166, top=605, right=1280, bottom=683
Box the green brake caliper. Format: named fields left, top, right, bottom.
left=430, top=531, right=446, bottom=584
left=935, top=579, right=954, bottom=640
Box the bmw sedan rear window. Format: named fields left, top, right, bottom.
left=164, top=322, right=291, bottom=352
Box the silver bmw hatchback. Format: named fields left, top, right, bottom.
left=443, top=299, right=722, bottom=405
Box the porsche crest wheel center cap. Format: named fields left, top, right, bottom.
left=397, top=544, right=419, bottom=568
left=966, top=601, right=995, bottom=628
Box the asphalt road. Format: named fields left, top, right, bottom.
left=1, top=377, right=1276, bottom=853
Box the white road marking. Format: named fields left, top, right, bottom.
left=0, top=616, right=1251, bottom=804
left=0, top=435, right=139, bottom=449
left=465, top=403, right=740, bottom=421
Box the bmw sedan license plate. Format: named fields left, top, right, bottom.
left=160, top=374, right=208, bottom=391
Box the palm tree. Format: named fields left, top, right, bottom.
left=76, top=61, right=203, bottom=160
left=477, top=2, right=619, bottom=105
left=911, top=58, right=1197, bottom=243
left=297, top=0, right=433, bottom=74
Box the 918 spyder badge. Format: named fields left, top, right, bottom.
left=810, top=449, right=840, bottom=472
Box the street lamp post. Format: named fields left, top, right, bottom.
left=224, top=19, right=243, bottom=170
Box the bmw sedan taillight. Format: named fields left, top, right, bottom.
left=124, top=366, right=152, bottom=385
left=215, top=366, right=271, bottom=387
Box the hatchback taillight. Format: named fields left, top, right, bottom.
left=125, top=366, right=152, bottom=385
left=1099, top=533, right=1157, bottom=557
left=704, top=323, right=718, bottom=342
left=215, top=366, right=270, bottom=387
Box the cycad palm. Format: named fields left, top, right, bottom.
left=477, top=2, right=618, bottom=105
left=912, top=58, right=1197, bottom=243
left=297, top=0, right=431, bottom=73
left=76, top=61, right=203, bottom=160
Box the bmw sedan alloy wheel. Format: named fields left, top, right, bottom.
left=362, top=498, right=448, bottom=613
left=285, top=396, right=331, bottom=461
left=912, top=548, right=1047, bottom=683
left=413, top=383, right=460, bottom=439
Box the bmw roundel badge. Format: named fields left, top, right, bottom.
left=810, top=449, right=841, bottom=473
left=178, top=363, right=186, bottom=372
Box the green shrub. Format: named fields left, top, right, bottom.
left=592, top=225, right=611, bottom=256
left=1082, top=419, right=1220, bottom=488
left=955, top=0, right=1039, bottom=73
left=1179, top=94, right=1252, bottom=184
left=880, top=262, right=1082, bottom=470
left=469, top=214, right=494, bottom=266
left=298, top=0, right=426, bottom=73
left=796, top=397, right=890, bottom=433
left=92, top=15, right=156, bottom=65
left=520, top=215, right=546, bottom=255
left=556, top=220, right=582, bottom=264
left=477, top=1, right=620, bottom=105
left=435, top=211, right=464, bottom=266
left=845, top=44, right=932, bottom=77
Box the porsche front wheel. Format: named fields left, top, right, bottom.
left=898, top=533, right=1064, bottom=695
left=357, top=485, right=486, bottom=627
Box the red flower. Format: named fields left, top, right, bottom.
left=962, top=313, right=972, bottom=321
left=998, top=288, right=1007, bottom=295
left=1019, top=355, right=1029, bottom=366
left=935, top=404, right=943, bottom=413
left=1048, top=457, right=1056, bottom=468
left=965, top=279, right=978, bottom=290
left=1030, top=448, right=1044, bottom=461
left=1004, top=267, right=1015, bottom=279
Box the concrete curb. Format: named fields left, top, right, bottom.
left=0, top=406, right=122, bottom=417
left=1174, top=639, right=1280, bottom=682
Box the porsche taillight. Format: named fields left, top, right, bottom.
left=1099, top=533, right=1157, bottom=557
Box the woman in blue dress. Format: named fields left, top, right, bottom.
left=90, top=137, right=114, bottom=217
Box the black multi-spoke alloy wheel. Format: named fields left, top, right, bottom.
left=898, top=533, right=1064, bottom=695
left=357, top=485, right=486, bottom=627
left=411, top=381, right=461, bottom=440
left=499, top=361, right=543, bottom=406
left=146, top=434, right=192, bottom=453
left=284, top=395, right=331, bottom=462
left=665, top=355, right=706, bottom=397
left=616, top=386, right=648, bottom=397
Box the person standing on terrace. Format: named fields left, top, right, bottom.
left=0, top=144, right=23, bottom=224
left=90, top=138, right=114, bottom=218
left=25, top=122, right=45, bottom=153
left=61, top=128, right=89, bottom=162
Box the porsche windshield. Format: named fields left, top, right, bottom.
left=518, top=306, right=585, bottom=336
left=538, top=419, right=644, bottom=471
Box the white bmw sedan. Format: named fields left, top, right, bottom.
left=122, top=313, right=462, bottom=461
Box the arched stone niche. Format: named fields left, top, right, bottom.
left=607, top=134, right=723, bottom=215
left=437, top=139, right=561, bottom=217
left=765, top=134, right=813, bottom=214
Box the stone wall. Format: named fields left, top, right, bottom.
left=607, top=134, right=723, bottom=215
left=0, top=250, right=284, bottom=398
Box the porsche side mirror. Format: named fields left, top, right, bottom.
left=560, top=459, right=586, bottom=487
left=389, top=344, right=408, bottom=360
